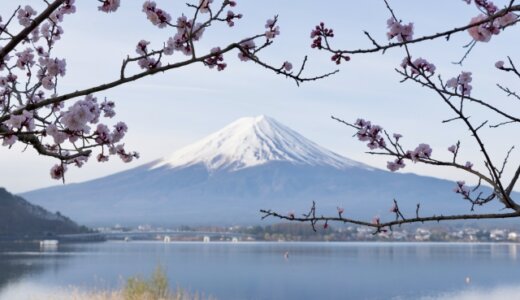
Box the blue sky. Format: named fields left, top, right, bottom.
left=1, top=0, right=519, bottom=193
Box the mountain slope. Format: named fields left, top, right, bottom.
left=21, top=116, right=509, bottom=226
left=0, top=187, right=90, bottom=239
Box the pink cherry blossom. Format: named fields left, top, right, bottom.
left=138, top=57, right=161, bottom=70
left=448, top=145, right=457, bottom=153
left=310, top=22, right=334, bottom=49
left=111, top=122, right=128, bottom=143
left=94, top=124, right=112, bottom=144
left=282, top=61, right=293, bottom=72
left=199, top=0, right=213, bottom=13
left=17, top=5, right=37, bottom=27
left=446, top=72, right=473, bottom=96
left=467, top=15, right=496, bottom=42
left=355, top=119, right=386, bottom=150
left=142, top=1, right=171, bottom=28
left=205, top=47, right=227, bottom=71
left=60, top=96, right=101, bottom=131
left=99, top=0, right=120, bottom=13
left=50, top=164, right=67, bottom=180
left=16, top=48, right=35, bottom=70
left=136, top=40, right=150, bottom=56
left=406, top=143, right=432, bottom=162
left=225, top=10, right=242, bottom=27
left=454, top=181, right=470, bottom=198
left=387, top=158, right=406, bottom=172
left=238, top=40, right=256, bottom=61
left=44, top=58, right=67, bottom=77
left=497, top=12, right=518, bottom=27
left=2, top=134, right=17, bottom=147
left=387, top=18, right=414, bottom=42
left=265, top=18, right=280, bottom=39
left=46, top=124, right=68, bottom=144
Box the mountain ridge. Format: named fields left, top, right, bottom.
left=20, top=116, right=510, bottom=226
left=0, top=187, right=90, bottom=239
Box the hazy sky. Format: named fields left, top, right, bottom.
left=1, top=0, right=519, bottom=193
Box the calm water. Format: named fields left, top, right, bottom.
left=1, top=241, right=520, bottom=300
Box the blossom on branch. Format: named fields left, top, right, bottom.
left=401, top=57, right=436, bottom=76
left=50, top=164, right=67, bottom=180
left=446, top=71, right=473, bottom=96
left=265, top=18, right=280, bottom=40
left=310, top=22, right=334, bottom=49
left=406, top=143, right=432, bottom=162
left=238, top=40, right=256, bottom=61
left=17, top=5, right=37, bottom=27
left=386, top=18, right=414, bottom=42
left=355, top=118, right=386, bottom=150
left=99, top=0, right=120, bottom=13
left=454, top=181, right=471, bottom=198
left=205, top=47, right=227, bottom=71
left=142, top=1, right=172, bottom=28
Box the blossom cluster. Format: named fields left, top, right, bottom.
left=386, top=143, right=433, bottom=172
left=310, top=22, right=334, bottom=50
left=387, top=158, right=406, bottom=172
left=454, top=181, right=471, bottom=198
left=1, top=0, right=303, bottom=182
left=0, top=1, right=141, bottom=180
left=310, top=23, right=351, bottom=64
left=98, top=0, right=120, bottom=13
left=205, top=47, right=227, bottom=71
left=163, top=15, right=205, bottom=57
left=446, top=72, right=473, bottom=96
left=406, top=144, right=433, bottom=162
left=142, top=1, right=172, bottom=28
left=238, top=40, right=256, bottom=61
left=467, top=12, right=517, bottom=42
left=401, top=57, right=436, bottom=76
left=224, top=10, right=242, bottom=27
left=386, top=18, right=414, bottom=42
left=265, top=18, right=280, bottom=40
left=354, top=118, right=386, bottom=150
left=465, top=0, right=498, bottom=14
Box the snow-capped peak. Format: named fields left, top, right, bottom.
left=153, top=115, right=371, bottom=171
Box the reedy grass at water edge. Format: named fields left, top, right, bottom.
left=36, top=267, right=215, bottom=300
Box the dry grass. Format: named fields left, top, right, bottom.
left=31, top=267, right=215, bottom=300
left=46, top=289, right=213, bottom=300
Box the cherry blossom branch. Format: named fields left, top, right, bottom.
left=0, top=0, right=335, bottom=180
left=313, top=4, right=520, bottom=57
left=260, top=207, right=520, bottom=233
left=0, top=0, right=65, bottom=62
left=262, top=0, right=520, bottom=230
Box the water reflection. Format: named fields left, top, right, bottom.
left=508, top=243, right=518, bottom=260
left=423, top=285, right=520, bottom=300
left=0, top=242, right=70, bottom=296
left=0, top=242, right=520, bottom=300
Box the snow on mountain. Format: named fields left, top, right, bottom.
left=21, top=115, right=510, bottom=226
left=153, top=115, right=370, bottom=171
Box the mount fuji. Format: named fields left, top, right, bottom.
left=22, top=115, right=505, bottom=226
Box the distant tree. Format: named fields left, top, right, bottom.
left=262, top=0, right=520, bottom=232
left=0, top=0, right=334, bottom=180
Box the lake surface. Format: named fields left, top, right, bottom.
left=1, top=241, right=520, bottom=300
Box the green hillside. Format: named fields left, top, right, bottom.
left=0, top=187, right=90, bottom=240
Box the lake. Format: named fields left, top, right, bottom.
left=1, top=241, right=520, bottom=299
